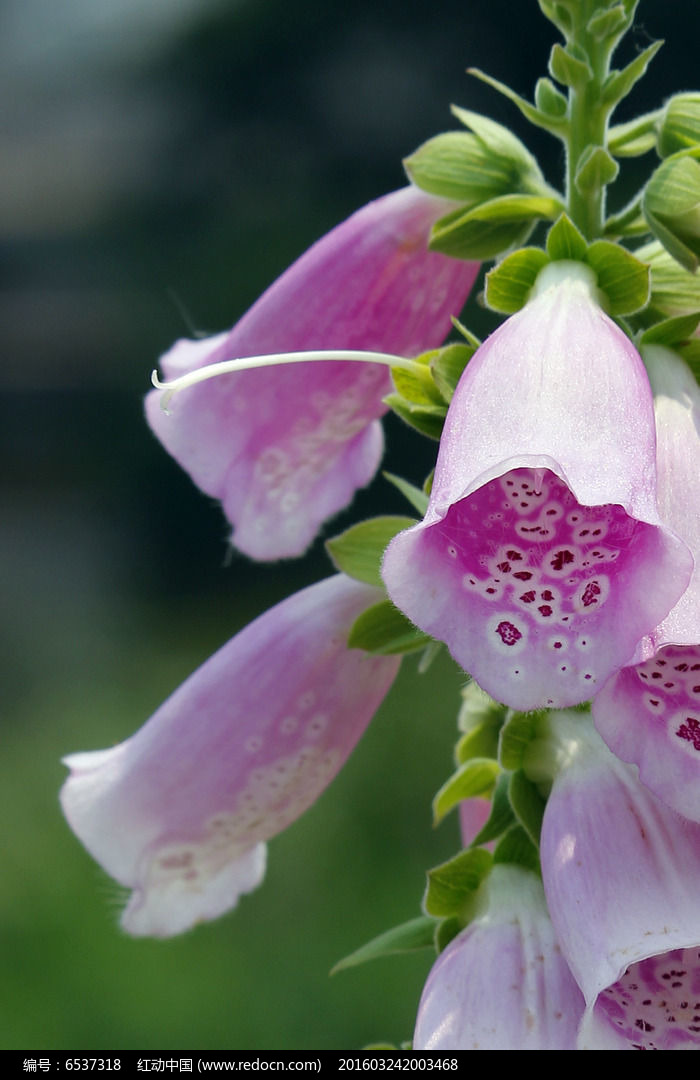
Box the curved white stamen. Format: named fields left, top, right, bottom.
left=151, top=349, right=425, bottom=411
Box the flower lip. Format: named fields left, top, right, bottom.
left=383, top=266, right=693, bottom=710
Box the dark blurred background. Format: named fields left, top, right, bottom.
left=2, top=0, right=695, bottom=1051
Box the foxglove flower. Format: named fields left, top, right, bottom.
left=413, top=864, right=584, bottom=1050
left=146, top=187, right=479, bottom=560
left=382, top=262, right=692, bottom=710
left=60, top=575, right=400, bottom=937
left=593, top=347, right=700, bottom=822
left=541, top=712, right=700, bottom=1050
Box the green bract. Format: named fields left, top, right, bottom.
left=657, top=93, right=700, bottom=158
left=643, top=153, right=700, bottom=272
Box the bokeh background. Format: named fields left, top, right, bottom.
left=2, top=0, right=695, bottom=1052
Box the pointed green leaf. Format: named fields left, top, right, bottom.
left=430, top=195, right=555, bottom=261
left=429, top=343, right=474, bottom=403
left=587, top=4, right=630, bottom=40
left=574, top=145, right=619, bottom=194
left=508, top=770, right=546, bottom=848
left=641, top=313, right=700, bottom=347
left=493, top=824, right=541, bottom=874
left=467, top=68, right=566, bottom=136
left=383, top=394, right=446, bottom=440
left=326, top=516, right=417, bottom=587
left=586, top=240, right=651, bottom=315
left=548, top=43, right=592, bottom=89
left=470, top=773, right=517, bottom=847
left=535, top=78, right=568, bottom=119
left=382, top=472, right=429, bottom=515
left=424, top=848, right=492, bottom=918
left=432, top=758, right=501, bottom=826
left=391, top=355, right=445, bottom=406
left=348, top=599, right=431, bottom=655
left=498, top=710, right=549, bottom=771
left=485, top=247, right=550, bottom=313
left=331, top=916, right=437, bottom=974
left=602, top=40, right=663, bottom=108
left=546, top=214, right=588, bottom=261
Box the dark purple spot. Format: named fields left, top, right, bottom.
left=506, top=549, right=523, bottom=561
left=497, top=561, right=511, bottom=573
left=582, top=581, right=601, bottom=607
left=520, top=590, right=536, bottom=603
left=551, top=549, right=575, bottom=571
left=513, top=571, right=532, bottom=581
left=496, top=621, right=522, bottom=647
left=538, top=605, right=553, bottom=617
left=677, top=717, right=700, bottom=751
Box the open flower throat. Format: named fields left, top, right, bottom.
left=430, top=466, right=657, bottom=705
left=597, top=948, right=700, bottom=1051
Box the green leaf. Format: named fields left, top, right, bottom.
left=574, top=145, right=619, bottom=195
left=431, top=193, right=562, bottom=261
left=432, top=758, right=501, bottom=826
left=485, top=247, right=550, bottom=314
left=602, top=40, right=663, bottom=108
left=470, top=773, right=517, bottom=847
left=391, top=355, right=445, bottom=406
left=429, top=343, right=475, bottom=403
left=640, top=313, right=700, bottom=347
left=467, top=68, right=567, bottom=136
left=455, top=716, right=502, bottom=764
left=382, top=472, right=429, bottom=515
left=508, top=770, right=546, bottom=847
left=587, top=4, right=631, bottom=41
left=331, top=916, right=436, bottom=974
left=498, top=710, right=548, bottom=771
left=534, top=78, right=568, bottom=119
left=493, top=824, right=541, bottom=874
left=586, top=240, right=651, bottom=315
left=326, top=516, right=416, bottom=587
left=383, top=393, right=447, bottom=440
left=424, top=849, right=492, bottom=918
left=548, top=43, right=592, bottom=89
left=546, top=214, right=588, bottom=261
left=347, top=599, right=432, bottom=655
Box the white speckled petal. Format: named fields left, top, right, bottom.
left=383, top=264, right=692, bottom=710
left=61, top=575, right=400, bottom=937
left=540, top=713, right=700, bottom=1050
left=414, top=865, right=584, bottom=1051
left=146, top=187, right=479, bottom=560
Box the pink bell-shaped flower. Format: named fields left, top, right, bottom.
left=540, top=712, right=700, bottom=1050
left=146, top=187, right=479, bottom=560
left=60, top=575, right=400, bottom=937
left=593, top=346, right=700, bottom=822
left=413, top=864, right=584, bottom=1050
left=382, top=262, right=692, bottom=710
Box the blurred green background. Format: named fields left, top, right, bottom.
left=2, top=0, right=695, bottom=1052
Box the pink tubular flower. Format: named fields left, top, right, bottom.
left=413, top=864, right=584, bottom=1050
left=540, top=712, right=700, bottom=1051
left=60, top=575, right=400, bottom=937
left=382, top=261, right=692, bottom=710
left=593, top=346, right=700, bottom=822
left=145, top=187, right=479, bottom=560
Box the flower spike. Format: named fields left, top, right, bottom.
left=60, top=575, right=400, bottom=937
left=382, top=261, right=692, bottom=710
left=145, top=187, right=479, bottom=560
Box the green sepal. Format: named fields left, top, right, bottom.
left=508, top=770, right=546, bottom=848
left=546, top=214, right=588, bottom=261
left=469, top=773, right=517, bottom=847
left=493, top=824, right=541, bottom=875
left=429, top=343, right=475, bottom=402
left=383, top=393, right=447, bottom=440
left=604, top=194, right=647, bottom=237
left=347, top=600, right=432, bottom=655
left=602, top=40, right=663, bottom=108
left=586, top=240, right=651, bottom=315
left=640, top=313, right=700, bottom=348
left=537, top=0, right=574, bottom=37
left=432, top=758, right=501, bottom=826
left=535, top=78, right=568, bottom=119
left=608, top=112, right=661, bottom=158
left=429, top=194, right=561, bottom=261
left=330, top=916, right=436, bottom=975
left=643, top=154, right=700, bottom=273
left=450, top=106, right=543, bottom=181
left=382, top=472, right=429, bottom=515
left=326, top=516, right=416, bottom=588
left=467, top=68, right=567, bottom=136
left=635, top=240, right=700, bottom=319
left=404, top=131, right=520, bottom=205
left=423, top=848, right=492, bottom=918
left=457, top=681, right=508, bottom=735
left=658, top=94, right=700, bottom=159
left=574, top=145, right=619, bottom=195
left=587, top=4, right=632, bottom=41
left=498, top=709, right=549, bottom=771
left=484, top=247, right=550, bottom=314
left=548, top=43, right=592, bottom=89
left=455, top=717, right=501, bottom=765
left=390, top=356, right=445, bottom=407
left=434, top=916, right=463, bottom=954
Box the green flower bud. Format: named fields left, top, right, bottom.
left=636, top=239, right=700, bottom=319
left=657, top=93, right=700, bottom=158
left=643, top=154, right=700, bottom=272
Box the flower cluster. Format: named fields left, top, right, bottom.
left=61, top=0, right=700, bottom=1052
